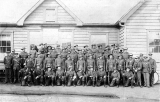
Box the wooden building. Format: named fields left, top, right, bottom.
left=0, top=0, right=160, bottom=81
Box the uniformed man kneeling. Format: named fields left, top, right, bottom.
left=122, top=67, right=134, bottom=88
left=33, top=66, right=43, bottom=86
left=56, top=67, right=65, bottom=86
left=45, top=67, right=56, bottom=86
left=110, top=68, right=120, bottom=87
left=85, top=67, right=97, bottom=87
left=65, top=66, right=77, bottom=86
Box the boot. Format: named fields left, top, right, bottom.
left=82, top=81, right=85, bottom=86
left=92, top=81, right=95, bottom=87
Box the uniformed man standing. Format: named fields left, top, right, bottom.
left=148, top=53, right=156, bottom=87
left=97, top=45, right=104, bottom=54
left=44, top=52, right=54, bottom=71
left=110, top=68, right=120, bottom=87
left=96, top=56, right=107, bottom=87
left=30, top=46, right=37, bottom=60
left=4, top=51, right=13, bottom=83
left=51, top=47, right=58, bottom=59
left=34, top=52, right=44, bottom=70
left=133, top=56, right=142, bottom=87
left=112, top=47, right=120, bottom=60
left=61, top=49, right=68, bottom=63
left=116, top=55, right=125, bottom=85
left=122, top=47, right=129, bottom=62
left=86, top=54, right=96, bottom=72
left=91, top=44, right=98, bottom=54
left=69, top=49, right=78, bottom=70
left=19, top=47, right=28, bottom=68
left=103, top=46, right=112, bottom=62
left=126, top=54, right=135, bottom=71
left=142, top=56, right=151, bottom=88
left=56, top=44, right=62, bottom=54
left=65, top=55, right=74, bottom=72
left=106, top=54, right=116, bottom=85
left=55, top=54, right=64, bottom=71
left=12, top=54, right=22, bottom=83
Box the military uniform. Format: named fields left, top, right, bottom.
left=65, top=57, right=74, bottom=72
left=112, top=48, right=120, bottom=60
left=21, top=68, right=32, bottom=86
left=50, top=49, right=58, bottom=59
left=148, top=53, right=156, bottom=87
left=44, top=53, right=55, bottom=70
left=56, top=45, right=62, bottom=54
left=122, top=48, right=129, bottom=61
left=4, top=51, right=13, bottom=83
left=142, top=57, right=151, bottom=87
left=116, top=57, right=125, bottom=84
left=12, top=56, right=22, bottom=83
left=33, top=68, right=43, bottom=85
left=85, top=69, right=97, bottom=87
left=25, top=55, right=35, bottom=70
left=56, top=68, right=65, bottom=86
left=91, top=44, right=98, bottom=54
left=19, top=47, right=28, bottom=68
left=76, top=57, right=85, bottom=86
left=55, top=55, right=64, bottom=71
left=133, top=58, right=142, bottom=87
left=110, top=70, right=120, bottom=87
left=103, top=48, right=112, bottom=62
left=65, top=70, right=77, bottom=86
left=86, top=56, right=96, bottom=72
left=45, top=69, right=56, bottom=86
left=123, top=69, right=134, bottom=87
left=69, top=50, right=78, bottom=70
left=126, top=55, right=135, bottom=71
left=106, top=57, right=116, bottom=85
left=34, top=53, right=45, bottom=69
left=30, top=49, right=37, bottom=59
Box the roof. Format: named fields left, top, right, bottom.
left=61, top=0, right=142, bottom=25
left=0, top=0, right=142, bottom=26
left=0, top=0, right=39, bottom=24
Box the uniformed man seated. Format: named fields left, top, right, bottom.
left=65, top=66, right=77, bottom=86
left=110, top=68, right=120, bottom=87
left=76, top=55, right=85, bottom=86
left=33, top=65, right=43, bottom=86
left=85, top=67, right=97, bottom=87
left=45, top=67, right=56, bottom=86
left=55, top=67, right=65, bottom=86
left=122, top=67, right=135, bottom=88
left=21, top=67, right=32, bottom=87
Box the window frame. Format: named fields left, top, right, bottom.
left=44, top=7, right=57, bottom=23
left=0, top=32, right=13, bottom=62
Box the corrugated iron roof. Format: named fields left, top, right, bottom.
left=0, top=0, right=141, bottom=25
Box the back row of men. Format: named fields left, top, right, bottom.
left=4, top=43, right=156, bottom=88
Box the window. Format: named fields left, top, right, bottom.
left=0, top=34, right=11, bottom=53
left=45, top=8, right=57, bottom=22
left=148, top=32, right=160, bottom=53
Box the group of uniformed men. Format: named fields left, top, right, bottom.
left=4, top=43, right=156, bottom=88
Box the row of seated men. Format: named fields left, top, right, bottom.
left=3, top=43, right=156, bottom=88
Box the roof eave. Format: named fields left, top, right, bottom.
left=116, top=0, right=145, bottom=25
